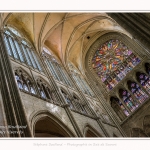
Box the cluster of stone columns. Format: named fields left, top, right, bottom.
left=0, top=31, right=32, bottom=137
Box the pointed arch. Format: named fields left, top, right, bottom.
left=14, top=68, right=36, bottom=95
left=110, top=96, right=128, bottom=120
left=30, top=110, right=76, bottom=137
left=3, top=26, right=43, bottom=71
left=83, top=124, right=103, bottom=137
left=113, top=133, right=118, bottom=137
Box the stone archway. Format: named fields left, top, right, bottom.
left=84, top=124, right=102, bottom=137
left=85, top=130, right=98, bottom=137
left=34, top=116, right=71, bottom=137
left=30, top=111, right=76, bottom=138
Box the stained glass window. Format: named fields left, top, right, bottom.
left=119, top=89, right=136, bottom=112
left=4, top=27, right=43, bottom=72
left=43, top=49, right=73, bottom=87
left=116, top=98, right=130, bottom=116
left=110, top=97, right=129, bottom=118
left=128, top=81, right=148, bottom=104
left=92, top=39, right=140, bottom=90
left=119, top=102, right=130, bottom=116
left=136, top=72, right=150, bottom=94
left=15, top=71, right=36, bottom=94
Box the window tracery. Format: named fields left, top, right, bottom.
left=89, top=101, right=102, bottom=116
left=119, top=89, right=137, bottom=112
left=110, top=62, right=150, bottom=120
left=36, top=79, right=57, bottom=104
left=61, top=90, right=89, bottom=115
left=4, top=26, right=42, bottom=72
left=69, top=63, right=94, bottom=97
left=72, top=95, right=87, bottom=114
left=136, top=72, right=150, bottom=94
left=61, top=90, right=74, bottom=109
left=127, top=81, right=148, bottom=104
left=15, top=69, right=36, bottom=95
left=92, top=39, right=140, bottom=90
left=43, top=47, right=73, bottom=87
left=110, top=97, right=129, bottom=120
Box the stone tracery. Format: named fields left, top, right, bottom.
left=0, top=13, right=149, bottom=137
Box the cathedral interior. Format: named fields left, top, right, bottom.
left=0, top=13, right=150, bottom=137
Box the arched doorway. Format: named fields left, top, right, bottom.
left=34, top=116, right=73, bottom=137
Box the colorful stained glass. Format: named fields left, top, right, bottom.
left=137, top=73, right=150, bottom=94
left=119, top=101, right=130, bottom=116
left=111, top=97, right=130, bottom=117
left=92, top=39, right=140, bottom=90
left=120, top=89, right=137, bottom=112
left=128, top=81, right=148, bottom=103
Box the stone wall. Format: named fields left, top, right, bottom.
left=20, top=91, right=77, bottom=136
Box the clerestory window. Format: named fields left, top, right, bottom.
left=4, top=26, right=42, bottom=72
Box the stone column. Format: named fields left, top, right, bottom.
left=0, top=31, right=32, bottom=137
left=85, top=73, right=127, bottom=137
left=39, top=55, right=83, bottom=137
left=67, top=72, right=110, bottom=137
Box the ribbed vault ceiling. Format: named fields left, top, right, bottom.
left=2, top=12, right=131, bottom=73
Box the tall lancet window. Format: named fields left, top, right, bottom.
left=119, top=89, right=136, bottom=112
left=4, top=26, right=42, bottom=72
left=43, top=47, right=73, bottom=87
left=127, top=81, right=148, bottom=104
left=110, top=97, right=129, bottom=120
left=92, top=39, right=140, bottom=90
left=69, top=63, right=94, bottom=97
left=136, top=72, right=150, bottom=94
